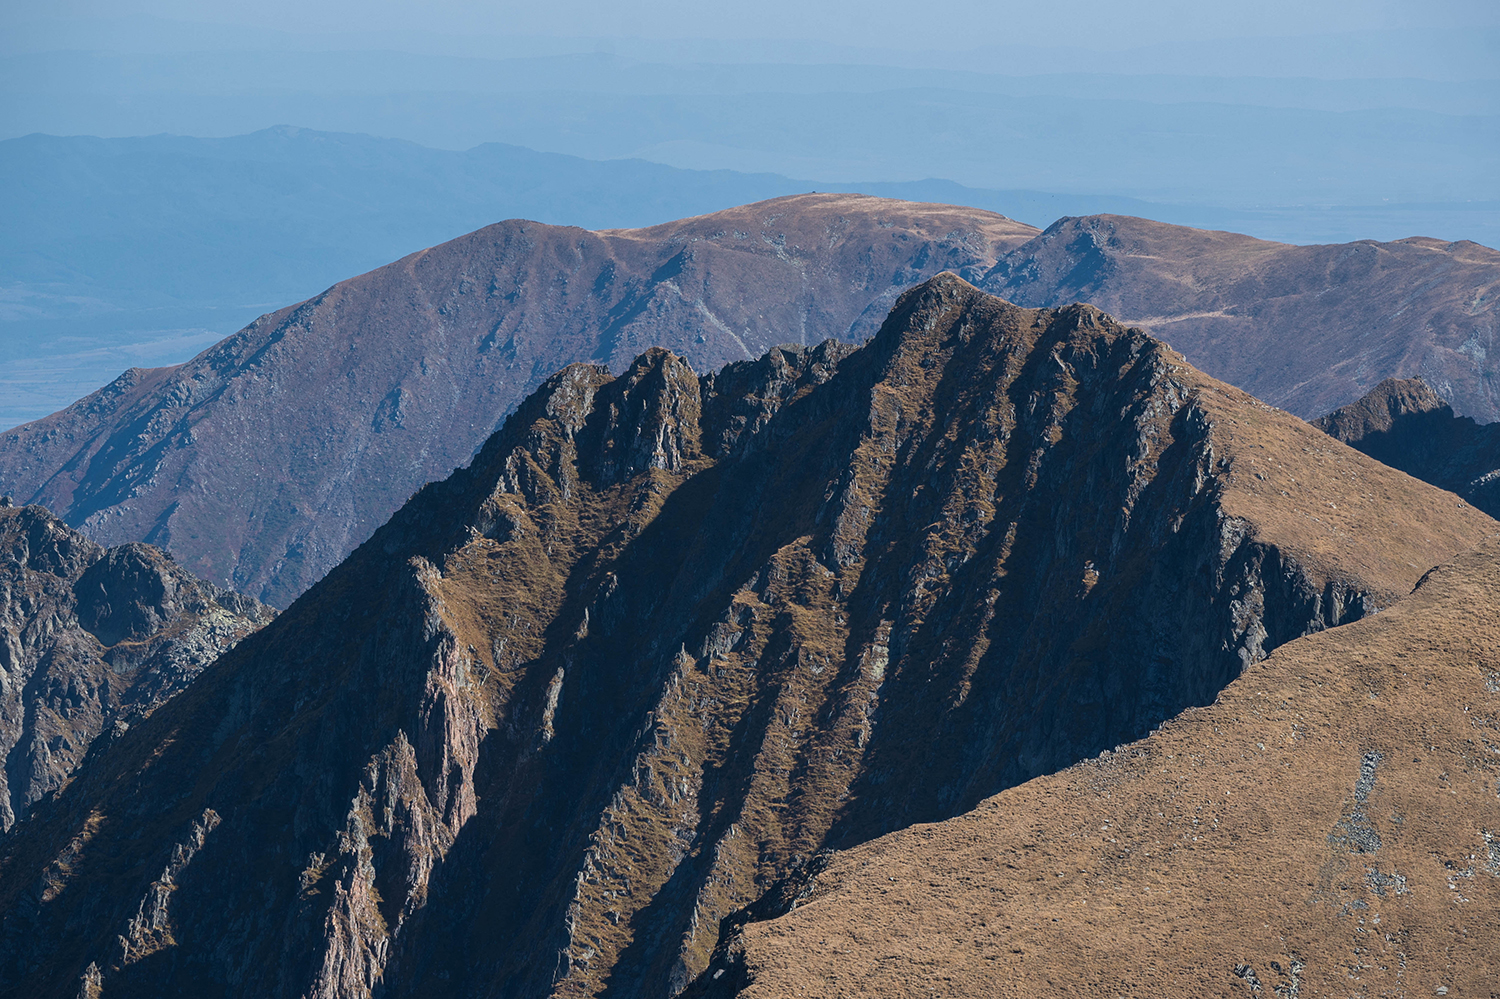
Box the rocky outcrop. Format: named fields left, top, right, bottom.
left=0, top=502, right=273, bottom=831
left=0, top=195, right=1037, bottom=608
left=1314, top=376, right=1500, bottom=518
left=0, top=277, right=1490, bottom=999
left=981, top=215, right=1500, bottom=421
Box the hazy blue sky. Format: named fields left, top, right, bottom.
left=2, top=0, right=1497, bottom=427
left=12, top=0, right=1500, bottom=53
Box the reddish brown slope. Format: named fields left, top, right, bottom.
left=983, top=215, right=1500, bottom=421
left=0, top=195, right=1035, bottom=607
left=690, top=535, right=1500, bottom=999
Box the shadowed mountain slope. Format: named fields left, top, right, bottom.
left=982, top=215, right=1500, bottom=421
left=0, top=502, right=272, bottom=832
left=0, top=195, right=1036, bottom=608
left=0, top=276, right=1490, bottom=999
left=1315, top=376, right=1500, bottom=518
left=687, top=532, right=1500, bottom=999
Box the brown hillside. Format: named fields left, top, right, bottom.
left=690, top=533, right=1500, bottom=999
left=0, top=195, right=1035, bottom=608
left=0, top=277, right=1490, bottom=999
left=983, top=215, right=1500, bottom=421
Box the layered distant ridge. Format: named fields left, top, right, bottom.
left=4, top=201, right=1497, bottom=614
left=0, top=195, right=1036, bottom=607
left=983, top=215, right=1500, bottom=421
left=0, top=276, right=1489, bottom=999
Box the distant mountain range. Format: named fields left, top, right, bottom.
left=5, top=40, right=1494, bottom=208
left=4, top=126, right=1496, bottom=428
left=0, top=195, right=1037, bottom=606
left=981, top=215, right=1500, bottom=422
left=0, top=128, right=1244, bottom=429
left=3, top=194, right=1497, bottom=610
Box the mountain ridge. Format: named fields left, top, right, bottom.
left=982, top=214, right=1500, bottom=422
left=7, top=125, right=1490, bottom=429
left=685, top=528, right=1500, bottom=998
left=0, top=195, right=1036, bottom=606
left=6, top=196, right=1499, bottom=613
left=0, top=274, right=1490, bottom=998
left=0, top=501, right=273, bottom=832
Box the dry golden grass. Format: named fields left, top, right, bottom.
left=723, top=534, right=1500, bottom=998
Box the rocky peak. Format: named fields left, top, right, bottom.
left=699, top=340, right=854, bottom=458
left=581, top=348, right=705, bottom=485
left=1314, top=376, right=1500, bottom=518
left=0, top=278, right=1491, bottom=999
left=1312, top=376, right=1451, bottom=439
left=73, top=544, right=193, bottom=648
left=0, top=505, right=274, bottom=832
left=0, top=504, right=101, bottom=580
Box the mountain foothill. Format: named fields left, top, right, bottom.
left=0, top=195, right=1498, bottom=999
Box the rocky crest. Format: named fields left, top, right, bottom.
left=0, top=276, right=1490, bottom=999
left=982, top=215, right=1500, bottom=421
left=0, top=195, right=1036, bottom=608
left=1314, top=376, right=1500, bottom=518
left=0, top=501, right=273, bottom=832
left=8, top=204, right=1497, bottom=615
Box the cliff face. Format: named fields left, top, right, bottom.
left=0, top=195, right=1036, bottom=609
left=1314, top=376, right=1500, bottom=518
left=0, top=502, right=273, bottom=832
left=0, top=276, right=1490, bottom=999
left=982, top=215, right=1500, bottom=421
left=686, top=534, right=1500, bottom=999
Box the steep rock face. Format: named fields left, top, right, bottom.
left=982, top=214, right=1500, bottom=421
left=1314, top=376, right=1500, bottom=518
left=686, top=533, right=1500, bottom=999
left=0, top=195, right=1036, bottom=608
left=0, top=276, right=1491, bottom=999
left=0, top=502, right=273, bottom=831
